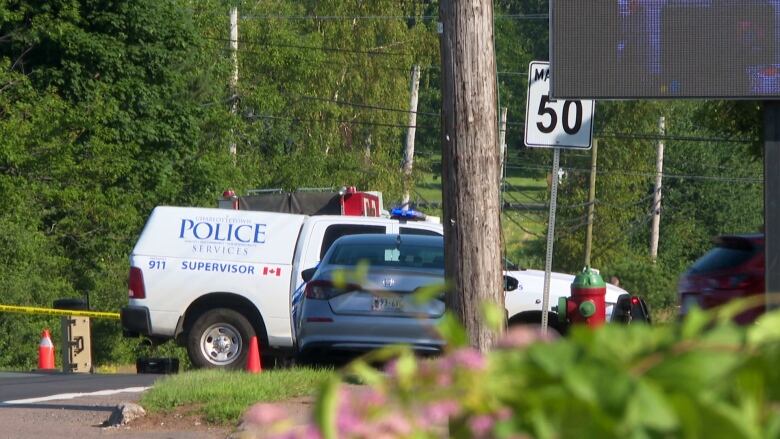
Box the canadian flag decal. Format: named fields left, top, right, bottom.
left=263, top=267, right=281, bottom=277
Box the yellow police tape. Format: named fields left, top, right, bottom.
left=0, top=304, right=120, bottom=320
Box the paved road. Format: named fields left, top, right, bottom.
left=0, top=371, right=160, bottom=403
left=0, top=372, right=230, bottom=438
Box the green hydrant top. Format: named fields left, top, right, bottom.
left=572, top=266, right=606, bottom=288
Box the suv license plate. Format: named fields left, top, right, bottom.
left=372, top=296, right=403, bottom=312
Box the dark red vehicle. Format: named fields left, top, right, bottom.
left=677, top=234, right=765, bottom=324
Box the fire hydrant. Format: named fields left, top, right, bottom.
left=557, top=267, right=607, bottom=328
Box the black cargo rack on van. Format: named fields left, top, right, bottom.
left=219, top=187, right=343, bottom=215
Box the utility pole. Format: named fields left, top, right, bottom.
left=229, top=6, right=238, bottom=161
left=650, top=116, right=665, bottom=263
left=402, top=65, right=421, bottom=210
left=584, top=138, right=598, bottom=267
left=365, top=134, right=373, bottom=165
left=764, top=102, right=780, bottom=312
left=498, top=107, right=508, bottom=183
left=439, top=0, right=504, bottom=351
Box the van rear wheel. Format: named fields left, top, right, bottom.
left=187, top=308, right=255, bottom=369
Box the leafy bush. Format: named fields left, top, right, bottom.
left=239, top=307, right=780, bottom=439
left=602, top=255, right=680, bottom=312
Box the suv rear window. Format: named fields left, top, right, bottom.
left=689, top=244, right=757, bottom=274
left=320, top=224, right=386, bottom=259
left=399, top=227, right=442, bottom=237
left=329, top=243, right=444, bottom=269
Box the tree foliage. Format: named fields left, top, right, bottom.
left=0, top=0, right=438, bottom=368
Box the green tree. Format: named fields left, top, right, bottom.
left=1, top=0, right=236, bottom=366
left=0, top=65, right=75, bottom=367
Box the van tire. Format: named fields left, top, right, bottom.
left=187, top=308, right=255, bottom=369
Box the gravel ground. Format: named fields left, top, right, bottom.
left=0, top=391, right=232, bottom=439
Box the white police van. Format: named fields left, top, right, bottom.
left=120, top=190, right=444, bottom=369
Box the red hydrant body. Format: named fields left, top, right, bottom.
left=558, top=267, right=607, bottom=328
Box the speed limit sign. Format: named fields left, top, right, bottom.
left=524, top=61, right=594, bottom=149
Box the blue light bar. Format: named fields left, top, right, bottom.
left=390, top=207, right=427, bottom=221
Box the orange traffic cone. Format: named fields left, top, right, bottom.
left=38, top=329, right=56, bottom=370
left=246, top=336, right=262, bottom=373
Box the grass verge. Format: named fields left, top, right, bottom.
left=139, top=367, right=335, bottom=425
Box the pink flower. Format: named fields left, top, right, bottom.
left=336, top=401, right=364, bottom=435
left=384, top=359, right=398, bottom=377
left=496, top=407, right=513, bottom=421
left=422, top=399, right=461, bottom=424
left=451, top=347, right=487, bottom=371
left=435, top=371, right=453, bottom=387
left=496, top=325, right=559, bottom=349
left=378, top=413, right=413, bottom=436
left=241, top=402, right=290, bottom=426
left=282, top=424, right=323, bottom=439
left=468, top=414, right=495, bottom=437
left=300, top=425, right=324, bottom=439
left=353, top=386, right=387, bottom=408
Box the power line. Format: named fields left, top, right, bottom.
left=399, top=153, right=759, bottom=185
left=291, top=58, right=431, bottom=73
left=591, top=200, right=659, bottom=261
left=501, top=189, right=594, bottom=211
left=664, top=160, right=759, bottom=176
left=595, top=191, right=658, bottom=210
left=249, top=113, right=427, bottom=129
left=502, top=183, right=544, bottom=204
left=203, top=36, right=415, bottom=56
left=242, top=14, right=439, bottom=21
left=598, top=132, right=758, bottom=144
left=504, top=163, right=763, bottom=184
left=560, top=217, right=592, bottom=235
left=503, top=123, right=757, bottom=144
left=296, top=94, right=438, bottom=117
left=204, top=44, right=539, bottom=77
left=496, top=71, right=528, bottom=76
left=497, top=14, right=549, bottom=20
left=502, top=210, right=546, bottom=239
left=411, top=188, right=437, bottom=207
left=205, top=13, right=549, bottom=21
left=206, top=46, right=428, bottom=75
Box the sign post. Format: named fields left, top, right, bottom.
left=524, top=61, right=595, bottom=334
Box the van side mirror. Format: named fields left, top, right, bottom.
left=504, top=275, right=519, bottom=292
left=301, top=267, right=317, bottom=283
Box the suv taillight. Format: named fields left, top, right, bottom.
left=305, top=280, right=360, bottom=299
left=128, top=267, right=146, bottom=299
left=727, top=274, right=753, bottom=289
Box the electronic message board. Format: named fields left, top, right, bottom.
left=551, top=0, right=780, bottom=99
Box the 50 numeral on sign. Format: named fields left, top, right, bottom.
left=536, top=95, right=583, bottom=135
